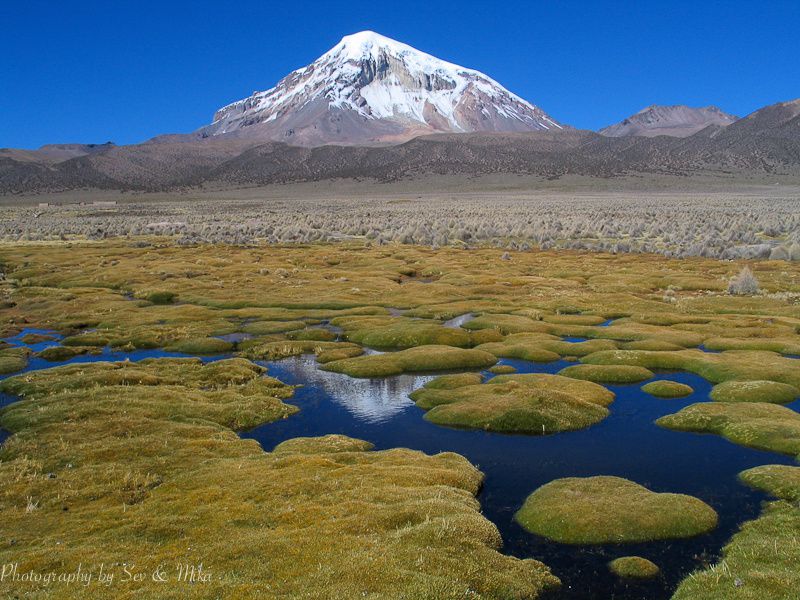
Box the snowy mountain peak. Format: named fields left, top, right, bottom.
left=332, top=30, right=422, bottom=62
left=200, top=31, right=562, bottom=146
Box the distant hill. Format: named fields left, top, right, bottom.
left=600, top=105, right=738, bottom=138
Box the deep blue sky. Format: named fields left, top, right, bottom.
left=2, top=0, right=799, bottom=149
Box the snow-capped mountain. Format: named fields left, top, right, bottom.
left=599, top=105, right=738, bottom=138
left=198, top=31, right=562, bottom=145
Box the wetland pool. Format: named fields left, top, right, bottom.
left=244, top=354, right=799, bottom=600
left=1, top=328, right=798, bottom=599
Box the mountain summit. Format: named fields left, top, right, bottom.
left=198, top=31, right=562, bottom=145
left=599, top=105, right=738, bottom=138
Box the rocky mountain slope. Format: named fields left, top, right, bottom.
left=196, top=31, right=562, bottom=145
left=600, top=105, right=738, bottom=138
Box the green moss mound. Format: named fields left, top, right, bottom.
left=287, top=328, right=338, bottom=341
left=545, top=314, right=605, bottom=325
left=558, top=364, right=654, bottom=384
left=477, top=340, right=561, bottom=363
left=710, top=380, right=800, bottom=404
left=147, top=291, right=176, bottom=305
left=657, top=402, right=800, bottom=458
left=322, top=345, right=497, bottom=378
left=37, top=345, right=95, bottom=362
left=417, top=372, right=484, bottom=390
left=476, top=333, right=617, bottom=363
left=621, top=339, right=686, bottom=351
left=515, top=476, right=718, bottom=544
left=641, top=380, right=694, bottom=398
left=242, top=320, right=307, bottom=335
left=581, top=349, right=800, bottom=390
left=489, top=364, right=517, bottom=374
left=0, top=347, right=29, bottom=374
left=165, top=337, right=234, bottom=355
left=316, top=345, right=365, bottom=363
left=410, top=373, right=614, bottom=434
left=334, top=316, right=473, bottom=349
left=488, top=374, right=616, bottom=406
left=739, top=465, right=800, bottom=502
left=19, top=333, right=56, bottom=344
left=245, top=340, right=362, bottom=362
left=274, top=435, right=375, bottom=455
left=464, top=313, right=545, bottom=335
left=703, top=336, right=800, bottom=356
left=608, top=556, right=661, bottom=579
left=61, top=332, right=111, bottom=347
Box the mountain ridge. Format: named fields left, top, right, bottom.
left=2, top=97, right=799, bottom=195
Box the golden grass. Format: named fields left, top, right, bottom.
left=0, top=358, right=559, bottom=599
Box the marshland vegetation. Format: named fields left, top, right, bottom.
left=0, top=238, right=799, bottom=598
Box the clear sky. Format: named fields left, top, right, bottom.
left=2, top=0, right=798, bottom=149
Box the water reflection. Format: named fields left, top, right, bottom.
left=216, top=332, right=255, bottom=343
left=442, top=313, right=474, bottom=328
left=264, top=354, right=434, bottom=423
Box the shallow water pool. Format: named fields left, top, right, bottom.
left=242, top=355, right=799, bottom=600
